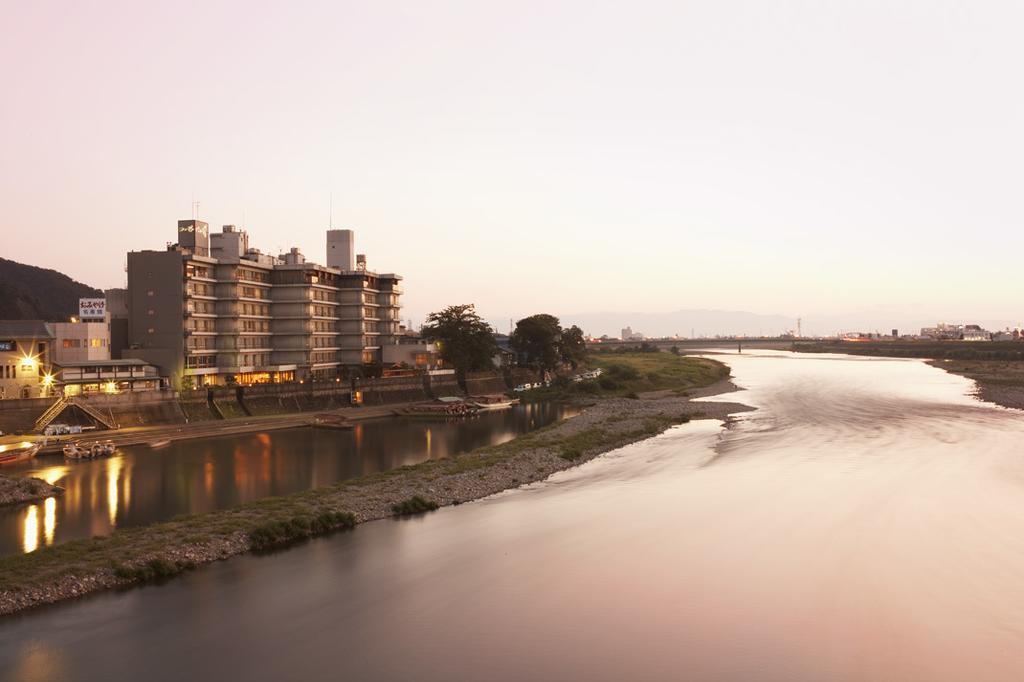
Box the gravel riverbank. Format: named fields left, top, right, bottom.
left=0, top=476, right=63, bottom=507
left=927, top=359, right=1024, bottom=410
left=0, top=376, right=752, bottom=617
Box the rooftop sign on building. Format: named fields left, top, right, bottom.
left=79, top=298, right=106, bottom=320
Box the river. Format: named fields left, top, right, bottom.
left=5, top=350, right=1024, bottom=681
left=0, top=402, right=573, bottom=557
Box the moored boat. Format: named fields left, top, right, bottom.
left=469, top=395, right=520, bottom=411
left=149, top=438, right=172, bottom=449
left=396, top=399, right=480, bottom=418
left=64, top=441, right=116, bottom=460
left=0, top=442, right=41, bottom=465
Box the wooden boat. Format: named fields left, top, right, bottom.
left=0, top=442, right=41, bottom=465
left=63, top=443, right=87, bottom=458
left=396, top=400, right=480, bottom=418
left=310, top=415, right=354, bottom=430
left=469, top=395, right=520, bottom=411
left=64, top=441, right=116, bottom=460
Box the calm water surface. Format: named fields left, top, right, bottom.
left=6, top=351, right=1024, bottom=681
left=0, top=402, right=573, bottom=557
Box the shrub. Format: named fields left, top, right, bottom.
left=625, top=391, right=640, bottom=399
left=560, top=446, right=583, bottom=460
left=607, top=364, right=639, bottom=380
left=391, top=495, right=439, bottom=516
left=248, top=511, right=356, bottom=550
left=598, top=377, right=619, bottom=390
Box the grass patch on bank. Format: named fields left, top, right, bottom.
left=391, top=496, right=439, bottom=515
left=523, top=352, right=729, bottom=402
left=589, top=352, right=730, bottom=396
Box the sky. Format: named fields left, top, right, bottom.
left=4, top=1, right=1024, bottom=336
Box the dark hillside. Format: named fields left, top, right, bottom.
left=0, top=258, right=103, bottom=321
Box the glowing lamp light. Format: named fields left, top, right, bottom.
left=21, top=354, right=38, bottom=370
left=104, top=381, right=118, bottom=394
left=41, top=373, right=54, bottom=386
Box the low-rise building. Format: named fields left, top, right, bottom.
left=51, top=321, right=110, bottom=364
left=59, top=359, right=162, bottom=395
left=0, top=321, right=55, bottom=399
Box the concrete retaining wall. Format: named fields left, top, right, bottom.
left=178, top=394, right=219, bottom=422
left=0, top=397, right=52, bottom=434
left=464, top=371, right=508, bottom=396
left=356, top=376, right=428, bottom=406
left=75, top=392, right=186, bottom=428
left=509, top=368, right=539, bottom=386
left=428, top=372, right=463, bottom=398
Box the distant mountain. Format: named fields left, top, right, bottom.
left=0, top=258, right=103, bottom=321
left=559, top=309, right=1023, bottom=339
left=560, top=309, right=798, bottom=339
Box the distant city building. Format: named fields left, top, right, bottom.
left=962, top=324, right=992, bottom=342
left=620, top=326, right=644, bottom=341
left=125, top=221, right=403, bottom=389
left=920, top=323, right=963, bottom=340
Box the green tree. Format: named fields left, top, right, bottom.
left=511, top=314, right=564, bottom=373
left=561, top=325, right=587, bottom=369
left=421, top=304, right=498, bottom=375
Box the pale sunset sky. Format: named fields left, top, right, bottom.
left=3, top=1, right=1023, bottom=333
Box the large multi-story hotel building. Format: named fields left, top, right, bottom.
left=126, top=220, right=402, bottom=388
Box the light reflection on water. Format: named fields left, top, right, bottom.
left=0, top=403, right=573, bottom=557
left=5, top=351, right=1024, bottom=681
left=21, top=504, right=37, bottom=554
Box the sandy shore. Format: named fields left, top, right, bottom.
left=0, top=378, right=752, bottom=617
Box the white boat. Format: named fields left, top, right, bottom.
left=149, top=438, right=171, bottom=449
left=470, top=396, right=521, bottom=411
